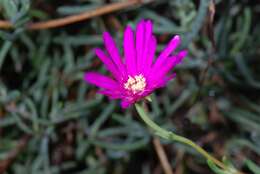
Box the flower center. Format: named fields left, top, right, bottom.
left=124, top=74, right=146, bottom=94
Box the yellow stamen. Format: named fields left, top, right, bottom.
left=124, top=74, right=146, bottom=94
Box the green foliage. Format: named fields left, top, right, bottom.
left=0, top=0, right=260, bottom=173
left=245, top=159, right=260, bottom=174
left=207, top=160, right=233, bottom=174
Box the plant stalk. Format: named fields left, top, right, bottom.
left=135, top=103, right=244, bottom=174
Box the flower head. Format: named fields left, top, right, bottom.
left=84, top=19, right=187, bottom=108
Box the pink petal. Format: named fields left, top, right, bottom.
left=158, top=50, right=187, bottom=77
left=94, top=48, right=119, bottom=78
left=84, top=72, right=118, bottom=90
left=120, top=100, right=132, bottom=108
left=140, top=20, right=153, bottom=73
left=156, top=73, right=176, bottom=88
left=144, top=35, right=157, bottom=76
left=151, top=35, right=181, bottom=75
left=135, top=20, right=145, bottom=73
left=123, top=26, right=137, bottom=75
left=98, top=90, right=122, bottom=99
left=103, top=32, right=126, bottom=77
left=150, top=50, right=187, bottom=83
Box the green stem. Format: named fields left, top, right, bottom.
left=135, top=103, right=243, bottom=174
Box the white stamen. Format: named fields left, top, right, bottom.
left=124, top=74, right=146, bottom=94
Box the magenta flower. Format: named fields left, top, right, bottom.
left=84, top=20, right=187, bottom=108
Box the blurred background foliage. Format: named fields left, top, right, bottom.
left=0, top=0, right=260, bottom=173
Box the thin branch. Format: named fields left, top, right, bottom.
left=28, top=0, right=141, bottom=30
left=0, top=0, right=149, bottom=30
left=153, top=138, right=174, bottom=174
left=0, top=21, right=12, bottom=29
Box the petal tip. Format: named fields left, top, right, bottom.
left=146, top=19, right=152, bottom=25
left=83, top=72, right=98, bottom=83
left=137, top=19, right=146, bottom=28
left=93, top=47, right=100, bottom=54
left=83, top=72, right=91, bottom=82
left=173, top=35, right=181, bottom=42
left=179, top=50, right=188, bottom=57
left=125, top=25, right=133, bottom=34
left=103, top=31, right=111, bottom=41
